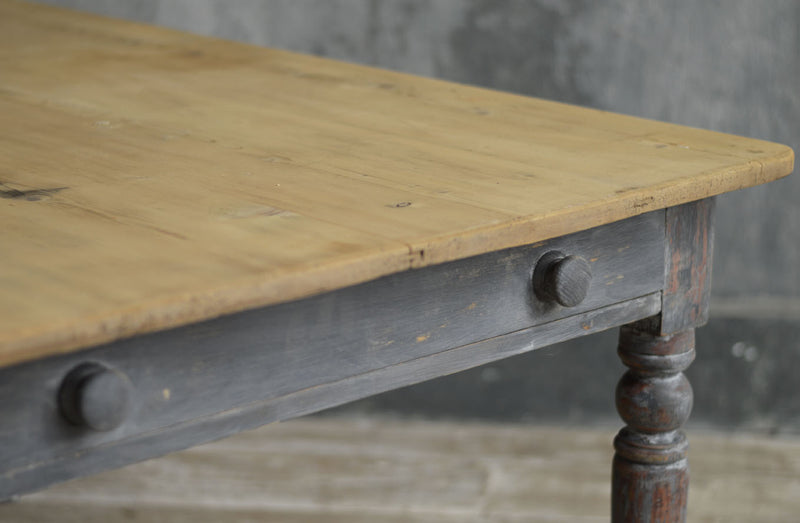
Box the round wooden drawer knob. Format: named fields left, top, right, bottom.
left=533, top=251, right=592, bottom=307
left=58, top=363, right=132, bottom=432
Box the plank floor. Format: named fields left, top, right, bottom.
left=3, top=418, right=799, bottom=522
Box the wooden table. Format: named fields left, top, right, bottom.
left=0, top=1, right=793, bottom=521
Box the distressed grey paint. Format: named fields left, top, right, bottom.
left=337, top=316, right=800, bottom=435
left=31, top=0, right=800, bottom=430
left=0, top=203, right=663, bottom=499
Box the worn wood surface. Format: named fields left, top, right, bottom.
left=0, top=0, right=793, bottom=366
left=660, top=198, right=716, bottom=335
left=613, top=326, right=696, bottom=522
left=2, top=418, right=800, bottom=522
left=0, top=224, right=661, bottom=499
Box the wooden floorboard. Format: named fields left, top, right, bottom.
left=3, top=418, right=799, bottom=522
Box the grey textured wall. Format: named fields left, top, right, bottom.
left=38, top=0, right=800, bottom=433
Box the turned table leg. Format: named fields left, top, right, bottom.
left=612, top=324, right=696, bottom=523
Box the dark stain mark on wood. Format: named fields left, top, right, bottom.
left=0, top=184, right=67, bottom=202
left=632, top=196, right=656, bottom=210
left=149, top=226, right=189, bottom=241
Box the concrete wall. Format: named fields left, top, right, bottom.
left=38, top=0, right=800, bottom=433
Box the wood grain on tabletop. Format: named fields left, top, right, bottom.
left=0, top=0, right=793, bottom=366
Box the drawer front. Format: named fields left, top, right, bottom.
left=0, top=210, right=665, bottom=497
